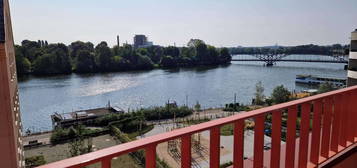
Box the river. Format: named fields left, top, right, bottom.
left=18, top=55, right=347, bottom=132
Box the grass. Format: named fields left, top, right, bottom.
left=127, top=125, right=154, bottom=139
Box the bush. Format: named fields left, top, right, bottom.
left=25, top=155, right=46, bottom=167
left=271, top=85, right=291, bottom=104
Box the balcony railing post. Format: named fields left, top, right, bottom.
left=298, top=102, right=311, bottom=168
left=233, top=120, right=244, bottom=168
left=285, top=105, right=298, bottom=168
left=339, top=93, right=347, bottom=147
left=181, top=134, right=192, bottom=168
left=270, top=110, right=282, bottom=168
left=347, top=92, right=355, bottom=143
left=145, top=144, right=157, bottom=168
left=210, top=127, right=220, bottom=168
left=253, top=114, right=265, bottom=168
left=101, top=157, right=112, bottom=168
left=310, top=99, right=322, bottom=165
left=321, top=97, right=333, bottom=158
left=331, top=94, right=342, bottom=152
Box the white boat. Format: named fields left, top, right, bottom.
left=295, top=75, right=346, bottom=86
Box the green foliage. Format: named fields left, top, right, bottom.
left=223, top=103, right=249, bottom=112
left=32, top=43, right=72, bottom=75
left=271, top=85, right=291, bottom=104
left=95, top=41, right=113, bottom=71
left=194, top=101, right=201, bottom=111
left=16, top=39, right=231, bottom=76
left=254, top=81, right=265, bottom=105
left=50, top=126, right=103, bottom=144
left=25, top=155, right=46, bottom=167
left=317, top=82, right=336, bottom=94
left=160, top=55, right=177, bottom=67
left=75, top=50, right=96, bottom=73
left=15, top=45, right=31, bottom=75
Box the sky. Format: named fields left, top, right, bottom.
left=9, top=0, right=357, bottom=47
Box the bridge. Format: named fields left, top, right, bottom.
left=231, top=53, right=348, bottom=66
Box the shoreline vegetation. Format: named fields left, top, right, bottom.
left=15, top=39, right=232, bottom=76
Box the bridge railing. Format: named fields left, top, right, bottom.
left=38, top=86, right=357, bottom=168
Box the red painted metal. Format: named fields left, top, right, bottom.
left=37, top=86, right=357, bottom=168
left=339, top=93, right=348, bottom=147
left=347, top=92, right=354, bottom=143
left=321, top=97, right=333, bottom=158
left=181, top=135, right=191, bottom=168
left=253, top=115, right=265, bottom=168
left=210, top=127, right=220, bottom=168
left=298, top=103, right=311, bottom=168
left=331, top=94, right=342, bottom=152
left=271, top=110, right=282, bottom=168
left=233, top=120, right=244, bottom=168
left=310, top=99, right=322, bottom=164
left=145, top=145, right=156, bottom=168
left=285, top=105, right=298, bottom=168
left=101, top=158, right=111, bottom=168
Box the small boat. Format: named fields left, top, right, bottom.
left=295, top=75, right=346, bottom=86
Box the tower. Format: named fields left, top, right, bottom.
left=0, top=0, right=24, bottom=167
left=347, top=29, right=357, bottom=86
left=117, top=35, right=120, bottom=47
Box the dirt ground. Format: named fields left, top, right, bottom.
left=156, top=133, right=230, bottom=168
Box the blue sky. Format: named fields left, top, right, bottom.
left=10, top=0, right=357, bottom=47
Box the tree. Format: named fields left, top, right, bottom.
left=271, top=85, right=291, bottom=104
left=254, top=81, right=265, bottom=105
left=15, top=45, right=31, bottom=75
left=317, top=83, right=336, bottom=94
left=195, top=41, right=207, bottom=63
left=137, top=55, right=154, bottom=70
left=75, top=50, right=96, bottom=73
left=219, top=48, right=232, bottom=63
left=164, top=46, right=180, bottom=58
left=95, top=41, right=112, bottom=71
left=160, top=56, right=176, bottom=68
left=206, top=46, right=219, bottom=64
left=69, top=41, right=94, bottom=59
left=194, top=101, right=201, bottom=112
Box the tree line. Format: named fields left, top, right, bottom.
left=229, top=44, right=350, bottom=55
left=15, top=39, right=232, bottom=76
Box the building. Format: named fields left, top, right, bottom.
left=51, top=106, right=124, bottom=129
left=133, top=34, right=147, bottom=48
left=133, top=34, right=154, bottom=48
left=0, top=0, right=25, bottom=167
left=347, top=29, right=357, bottom=86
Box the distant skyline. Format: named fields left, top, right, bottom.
left=10, top=0, right=357, bottom=47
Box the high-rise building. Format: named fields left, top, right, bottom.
left=0, top=0, right=24, bottom=167
left=133, top=34, right=147, bottom=48
left=347, top=29, right=357, bottom=86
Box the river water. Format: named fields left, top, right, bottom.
left=18, top=55, right=347, bottom=132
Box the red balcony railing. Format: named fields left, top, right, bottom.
left=38, top=86, right=357, bottom=168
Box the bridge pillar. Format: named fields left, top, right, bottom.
left=347, top=29, right=357, bottom=86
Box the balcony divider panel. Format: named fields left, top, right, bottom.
left=321, top=97, right=333, bottom=158
left=210, top=127, right=220, bottom=168
left=271, top=110, right=282, bottom=168
left=298, top=102, right=311, bottom=168
left=233, top=120, right=244, bottom=168
left=330, top=94, right=341, bottom=152
left=181, top=134, right=192, bottom=168
left=253, top=114, right=265, bottom=168
left=285, top=105, right=298, bottom=168
left=310, top=99, right=323, bottom=165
